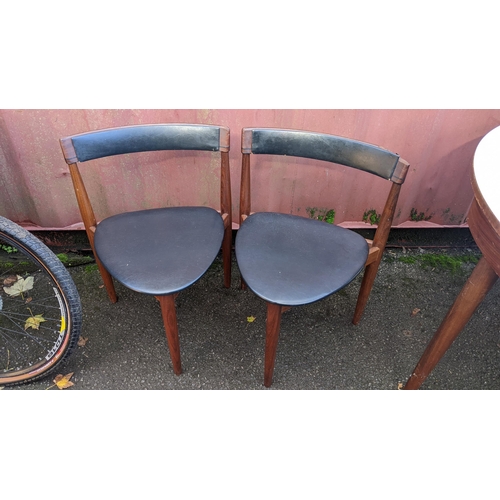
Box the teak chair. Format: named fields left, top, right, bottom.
left=60, top=123, right=232, bottom=375
left=235, top=127, right=409, bottom=387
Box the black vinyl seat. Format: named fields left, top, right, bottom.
left=60, top=123, right=232, bottom=376
left=94, top=206, right=224, bottom=295
left=235, top=127, right=410, bottom=387
left=236, top=212, right=368, bottom=306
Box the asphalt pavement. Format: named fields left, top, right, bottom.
left=5, top=229, right=500, bottom=390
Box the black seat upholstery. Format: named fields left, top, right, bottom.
left=236, top=212, right=368, bottom=306
left=94, top=206, right=224, bottom=295
left=60, top=123, right=232, bottom=376
left=235, top=127, right=410, bottom=387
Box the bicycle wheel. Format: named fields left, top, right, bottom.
left=0, top=216, right=82, bottom=386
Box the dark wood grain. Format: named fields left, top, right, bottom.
left=405, top=256, right=498, bottom=389
left=405, top=159, right=500, bottom=389
left=68, top=163, right=117, bottom=303
left=156, top=294, right=182, bottom=375
left=264, top=302, right=283, bottom=387
left=353, top=182, right=402, bottom=325
left=221, top=151, right=232, bottom=288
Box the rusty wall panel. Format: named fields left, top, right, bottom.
left=1, top=109, right=499, bottom=230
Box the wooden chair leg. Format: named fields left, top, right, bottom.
left=352, top=259, right=380, bottom=325
left=404, top=256, right=498, bottom=389
left=264, top=302, right=283, bottom=387
left=95, top=255, right=118, bottom=303
left=156, top=294, right=182, bottom=375
left=353, top=182, right=402, bottom=325
left=222, top=225, right=232, bottom=289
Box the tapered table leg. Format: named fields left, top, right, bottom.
left=405, top=256, right=498, bottom=389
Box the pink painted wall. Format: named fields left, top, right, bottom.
left=1, top=109, right=499, bottom=230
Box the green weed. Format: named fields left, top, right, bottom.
left=57, top=253, right=69, bottom=263
left=399, top=256, right=417, bottom=264
left=84, top=263, right=99, bottom=273
left=318, top=209, right=335, bottom=224
left=306, top=207, right=335, bottom=224
left=398, top=253, right=480, bottom=274
left=363, top=209, right=380, bottom=225
left=0, top=244, right=18, bottom=254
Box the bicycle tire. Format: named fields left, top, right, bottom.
left=0, top=216, right=82, bottom=386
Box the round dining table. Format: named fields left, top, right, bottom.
left=405, top=125, right=500, bottom=389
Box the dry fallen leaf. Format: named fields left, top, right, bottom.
left=247, top=316, right=256, bottom=323
left=53, top=372, right=75, bottom=389
left=24, top=314, right=47, bottom=331
left=3, top=275, right=34, bottom=297
left=411, top=308, right=421, bottom=317
left=77, top=336, right=88, bottom=347
left=397, top=382, right=403, bottom=390
left=3, top=275, right=18, bottom=287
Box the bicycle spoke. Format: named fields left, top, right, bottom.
left=0, top=336, right=37, bottom=366
left=0, top=332, right=45, bottom=370
left=1, top=310, right=61, bottom=323
left=1, top=314, right=57, bottom=350
left=0, top=319, right=61, bottom=373
left=0, top=324, right=58, bottom=344
left=1, top=216, right=81, bottom=384
left=2, top=291, right=62, bottom=308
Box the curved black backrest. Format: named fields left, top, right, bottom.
left=242, top=128, right=400, bottom=180
left=61, top=124, right=230, bottom=164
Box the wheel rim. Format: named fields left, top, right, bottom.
left=0, top=234, right=71, bottom=384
